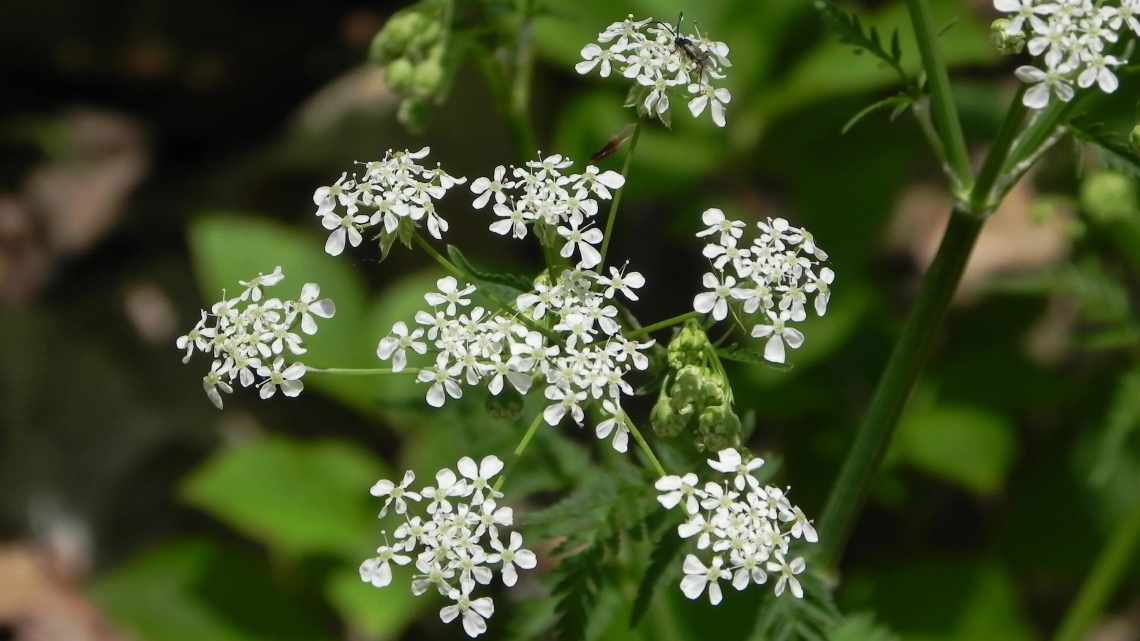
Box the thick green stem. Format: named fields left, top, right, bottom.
left=624, top=310, right=701, bottom=340
left=622, top=412, right=667, bottom=478
left=1053, top=495, right=1140, bottom=641
left=599, top=120, right=643, bottom=267
left=969, top=87, right=1029, bottom=215
left=412, top=232, right=466, bottom=280
left=904, top=0, right=973, bottom=196
left=816, top=209, right=983, bottom=567
left=493, top=412, right=546, bottom=492
left=305, top=367, right=418, bottom=375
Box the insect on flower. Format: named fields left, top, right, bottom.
left=659, top=13, right=714, bottom=77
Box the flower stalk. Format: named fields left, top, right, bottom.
left=599, top=120, right=643, bottom=267
left=306, top=367, right=418, bottom=375
left=1053, top=494, right=1140, bottom=641
left=625, top=310, right=703, bottom=340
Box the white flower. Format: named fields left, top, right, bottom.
left=425, top=277, right=476, bottom=316
left=377, top=321, right=427, bottom=372
left=457, top=455, right=504, bottom=505
left=696, top=208, right=745, bottom=244
left=256, top=357, right=306, bottom=399
left=470, top=165, right=510, bottom=209
left=417, top=358, right=464, bottom=407
left=440, top=579, right=495, bottom=638
left=359, top=545, right=412, bottom=588
left=557, top=221, right=604, bottom=268
left=595, top=401, right=630, bottom=453
left=693, top=272, right=736, bottom=321
left=767, top=555, right=806, bottom=599
left=295, top=283, right=336, bottom=335
left=321, top=209, right=369, bottom=256
left=1017, top=61, right=1076, bottom=108
left=575, top=42, right=625, bottom=77
left=487, top=531, right=537, bottom=587
left=707, top=448, right=765, bottom=490
left=680, top=554, right=730, bottom=605
left=370, top=470, right=422, bottom=516
left=687, top=84, right=732, bottom=127
left=422, top=467, right=468, bottom=515
left=1077, top=51, right=1121, bottom=92
left=202, top=360, right=233, bottom=410
left=655, top=473, right=702, bottom=514
left=751, top=311, right=804, bottom=364
left=594, top=266, right=645, bottom=300
left=994, top=0, right=1056, bottom=35
left=805, top=267, right=835, bottom=317
left=543, top=385, right=587, bottom=426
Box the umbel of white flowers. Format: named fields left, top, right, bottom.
left=691, top=211, right=834, bottom=364
left=656, top=448, right=818, bottom=603
left=469, top=153, right=625, bottom=269
left=576, top=14, right=733, bottom=127
left=994, top=0, right=1133, bottom=108
left=376, top=267, right=655, bottom=453
left=175, top=267, right=335, bottom=409
left=313, top=146, right=466, bottom=255
left=361, top=455, right=536, bottom=639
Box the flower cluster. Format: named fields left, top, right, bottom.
left=313, top=146, right=466, bottom=255
left=691, top=210, right=833, bottom=364
left=175, top=267, right=335, bottom=409
left=376, top=267, right=654, bottom=452
left=655, top=448, right=817, bottom=604
left=576, top=14, right=732, bottom=127
left=469, top=154, right=624, bottom=269
left=995, top=0, right=1132, bottom=108
left=360, top=456, right=536, bottom=638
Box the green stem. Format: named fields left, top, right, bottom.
left=816, top=209, right=983, bottom=567
left=510, top=0, right=537, bottom=158
left=969, top=86, right=1029, bottom=215
left=599, top=120, right=643, bottom=267
left=904, top=0, right=973, bottom=196
left=1053, top=495, right=1140, bottom=641
left=412, top=232, right=466, bottom=280
left=305, top=367, right=418, bottom=375
left=624, top=310, right=701, bottom=340
left=621, top=412, right=667, bottom=478
left=493, top=412, right=546, bottom=492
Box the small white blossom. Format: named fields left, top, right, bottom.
left=176, top=269, right=333, bottom=408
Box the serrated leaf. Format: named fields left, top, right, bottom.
left=814, top=0, right=907, bottom=84
left=630, top=511, right=686, bottom=628
left=716, top=346, right=795, bottom=370
left=749, top=569, right=842, bottom=641
left=551, top=543, right=604, bottom=641
left=830, top=613, right=901, bottom=641
left=181, top=435, right=384, bottom=559
left=446, top=244, right=534, bottom=292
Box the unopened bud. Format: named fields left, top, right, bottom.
left=1080, top=170, right=1137, bottom=222
left=697, top=404, right=741, bottom=452
left=990, top=19, right=1025, bottom=55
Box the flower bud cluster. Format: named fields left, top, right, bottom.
left=576, top=14, right=733, bottom=127
left=469, top=154, right=625, bottom=269
left=175, top=267, right=335, bottom=409
left=651, top=322, right=740, bottom=451
left=361, top=455, right=536, bottom=638
left=369, top=2, right=452, bottom=128
left=692, top=210, right=833, bottom=364
left=655, top=448, right=818, bottom=604
left=313, top=147, right=466, bottom=255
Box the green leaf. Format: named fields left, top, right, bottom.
left=814, top=0, right=907, bottom=85
left=181, top=435, right=385, bottom=559
left=890, top=402, right=1016, bottom=495
left=551, top=543, right=605, bottom=641
left=830, top=613, right=901, bottom=641
left=324, top=567, right=421, bottom=640
left=842, top=94, right=914, bottom=134
left=716, top=346, right=795, bottom=370
left=630, top=511, right=686, bottom=627
left=1090, top=366, right=1140, bottom=486
left=91, top=539, right=334, bottom=641
left=446, top=244, right=534, bottom=292
left=748, top=569, right=843, bottom=641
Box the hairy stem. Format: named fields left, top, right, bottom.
left=622, top=412, right=667, bottom=477
left=599, top=120, right=643, bottom=267
left=624, top=310, right=701, bottom=340
left=493, top=412, right=546, bottom=492
left=1053, top=494, right=1140, bottom=641
left=306, top=367, right=418, bottom=375
left=904, top=0, right=973, bottom=195
left=816, top=209, right=983, bottom=567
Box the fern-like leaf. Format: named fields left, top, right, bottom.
left=629, top=511, right=686, bottom=627
left=749, top=569, right=842, bottom=641
left=829, top=613, right=901, bottom=641
left=813, top=0, right=909, bottom=86
left=550, top=542, right=605, bottom=641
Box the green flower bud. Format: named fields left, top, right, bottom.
left=990, top=19, right=1025, bottom=55
left=397, top=97, right=432, bottom=132
left=651, top=390, right=687, bottom=438
left=697, top=404, right=741, bottom=452
left=386, top=58, right=415, bottom=93
left=485, top=388, right=524, bottom=420
left=408, top=20, right=444, bottom=52
left=370, top=10, right=430, bottom=63
left=671, top=365, right=706, bottom=406
left=1080, top=170, right=1137, bottom=222
left=411, top=54, right=445, bottom=97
